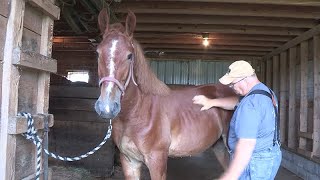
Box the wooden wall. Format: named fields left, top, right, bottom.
left=49, top=85, right=115, bottom=177
left=0, top=0, right=59, bottom=179
left=264, top=31, right=320, bottom=163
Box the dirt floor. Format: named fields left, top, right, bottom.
left=51, top=146, right=302, bottom=180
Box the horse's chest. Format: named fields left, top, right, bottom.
left=119, top=136, right=144, bottom=161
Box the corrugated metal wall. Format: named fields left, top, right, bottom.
left=149, top=60, right=232, bottom=85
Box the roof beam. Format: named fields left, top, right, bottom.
left=135, top=24, right=306, bottom=36
left=129, top=14, right=317, bottom=28
left=264, top=24, right=320, bottom=59
left=146, top=54, right=262, bottom=61
left=142, top=44, right=275, bottom=51
left=117, top=2, right=320, bottom=19
left=124, top=0, right=320, bottom=7
left=137, top=38, right=283, bottom=47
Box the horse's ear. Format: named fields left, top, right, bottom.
left=98, top=8, right=109, bottom=35
left=125, top=10, right=136, bottom=38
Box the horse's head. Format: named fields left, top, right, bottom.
left=95, top=9, right=137, bottom=119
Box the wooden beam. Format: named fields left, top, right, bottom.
left=299, top=41, right=308, bottom=150
left=135, top=23, right=305, bottom=36
left=134, top=33, right=294, bottom=42
left=272, top=55, right=279, bottom=98
left=144, top=45, right=274, bottom=52
left=8, top=114, right=54, bottom=134
left=0, top=0, right=25, bottom=179
left=118, top=2, right=320, bottom=19
left=313, top=35, right=320, bottom=157
left=288, top=46, right=297, bottom=149
left=128, top=0, right=320, bottom=6
left=26, top=0, right=60, bottom=20
left=263, top=24, right=320, bottom=59
left=146, top=54, right=261, bottom=61
left=12, top=51, right=57, bottom=73
left=146, top=49, right=266, bottom=56
left=299, top=131, right=313, bottom=139
left=131, top=14, right=317, bottom=28
left=265, top=59, right=272, bottom=87
left=137, top=38, right=283, bottom=47
left=279, top=51, right=288, bottom=144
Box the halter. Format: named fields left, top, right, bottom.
left=98, top=42, right=138, bottom=95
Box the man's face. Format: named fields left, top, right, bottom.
left=228, top=77, right=247, bottom=96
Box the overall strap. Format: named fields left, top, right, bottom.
left=246, top=89, right=280, bottom=146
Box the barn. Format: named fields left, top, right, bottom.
left=1, top=0, right=320, bottom=179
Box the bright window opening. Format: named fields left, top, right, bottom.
left=67, top=71, right=89, bottom=83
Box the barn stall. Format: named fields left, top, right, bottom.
left=1, top=0, right=320, bottom=179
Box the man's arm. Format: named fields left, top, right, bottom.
left=219, top=138, right=256, bottom=180
left=192, top=95, right=239, bottom=111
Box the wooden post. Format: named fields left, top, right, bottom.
left=299, top=41, right=308, bottom=150
left=0, top=1, right=25, bottom=179
left=266, top=59, right=272, bottom=87
left=288, top=46, right=297, bottom=149
left=279, top=51, right=288, bottom=144
left=313, top=35, right=320, bottom=157
left=272, top=55, right=280, bottom=98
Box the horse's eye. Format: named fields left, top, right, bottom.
left=127, top=54, right=132, bottom=61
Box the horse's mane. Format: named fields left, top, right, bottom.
left=133, top=40, right=170, bottom=96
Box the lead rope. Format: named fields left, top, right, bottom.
left=18, top=112, right=113, bottom=180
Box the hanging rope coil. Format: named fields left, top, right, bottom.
left=18, top=112, right=112, bottom=180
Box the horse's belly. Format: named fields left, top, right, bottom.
left=168, top=130, right=220, bottom=157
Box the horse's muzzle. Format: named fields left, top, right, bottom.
left=94, top=99, right=120, bottom=119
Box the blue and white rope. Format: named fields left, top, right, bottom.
left=18, top=112, right=112, bottom=180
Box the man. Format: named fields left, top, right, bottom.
left=193, top=60, right=282, bottom=180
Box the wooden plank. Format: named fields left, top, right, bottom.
left=143, top=44, right=275, bottom=51
left=50, top=86, right=99, bottom=99
left=12, top=51, right=57, bottom=73
left=265, top=59, right=272, bottom=87
left=21, top=28, right=41, bottom=53
left=279, top=51, right=288, bottom=144
left=288, top=46, right=297, bottom=149
left=37, top=15, right=54, bottom=113
left=133, top=0, right=320, bottom=6
left=134, top=33, right=294, bottom=42
left=0, top=1, right=25, bottom=179
left=24, top=4, right=43, bottom=35
left=297, top=148, right=312, bottom=158
left=272, top=55, right=279, bottom=98
left=26, top=0, right=60, bottom=20
left=260, top=60, right=266, bottom=83
left=0, top=0, right=9, bottom=17
left=264, top=24, right=320, bottom=59
left=299, top=131, right=313, bottom=139
left=135, top=23, right=305, bottom=36
left=131, top=14, right=317, bottom=28
left=138, top=38, right=283, bottom=47
left=313, top=35, right=320, bottom=157
left=8, top=114, right=54, bottom=134
left=146, top=54, right=261, bottom=61
left=0, top=15, right=6, bottom=61
left=117, top=2, right=320, bottom=19
left=49, top=98, right=96, bottom=111
left=299, top=41, right=309, bottom=150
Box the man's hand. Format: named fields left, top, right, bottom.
left=192, top=95, right=212, bottom=111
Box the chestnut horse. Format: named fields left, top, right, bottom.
left=94, top=9, right=235, bottom=180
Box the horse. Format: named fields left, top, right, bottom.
left=94, top=9, right=235, bottom=180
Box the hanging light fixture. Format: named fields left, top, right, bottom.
left=202, top=33, right=210, bottom=47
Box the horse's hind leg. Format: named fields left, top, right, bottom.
left=120, top=153, right=142, bottom=180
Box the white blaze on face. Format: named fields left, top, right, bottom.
left=106, top=40, right=118, bottom=93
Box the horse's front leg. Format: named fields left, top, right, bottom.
left=145, top=151, right=168, bottom=180
left=120, top=153, right=142, bottom=180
